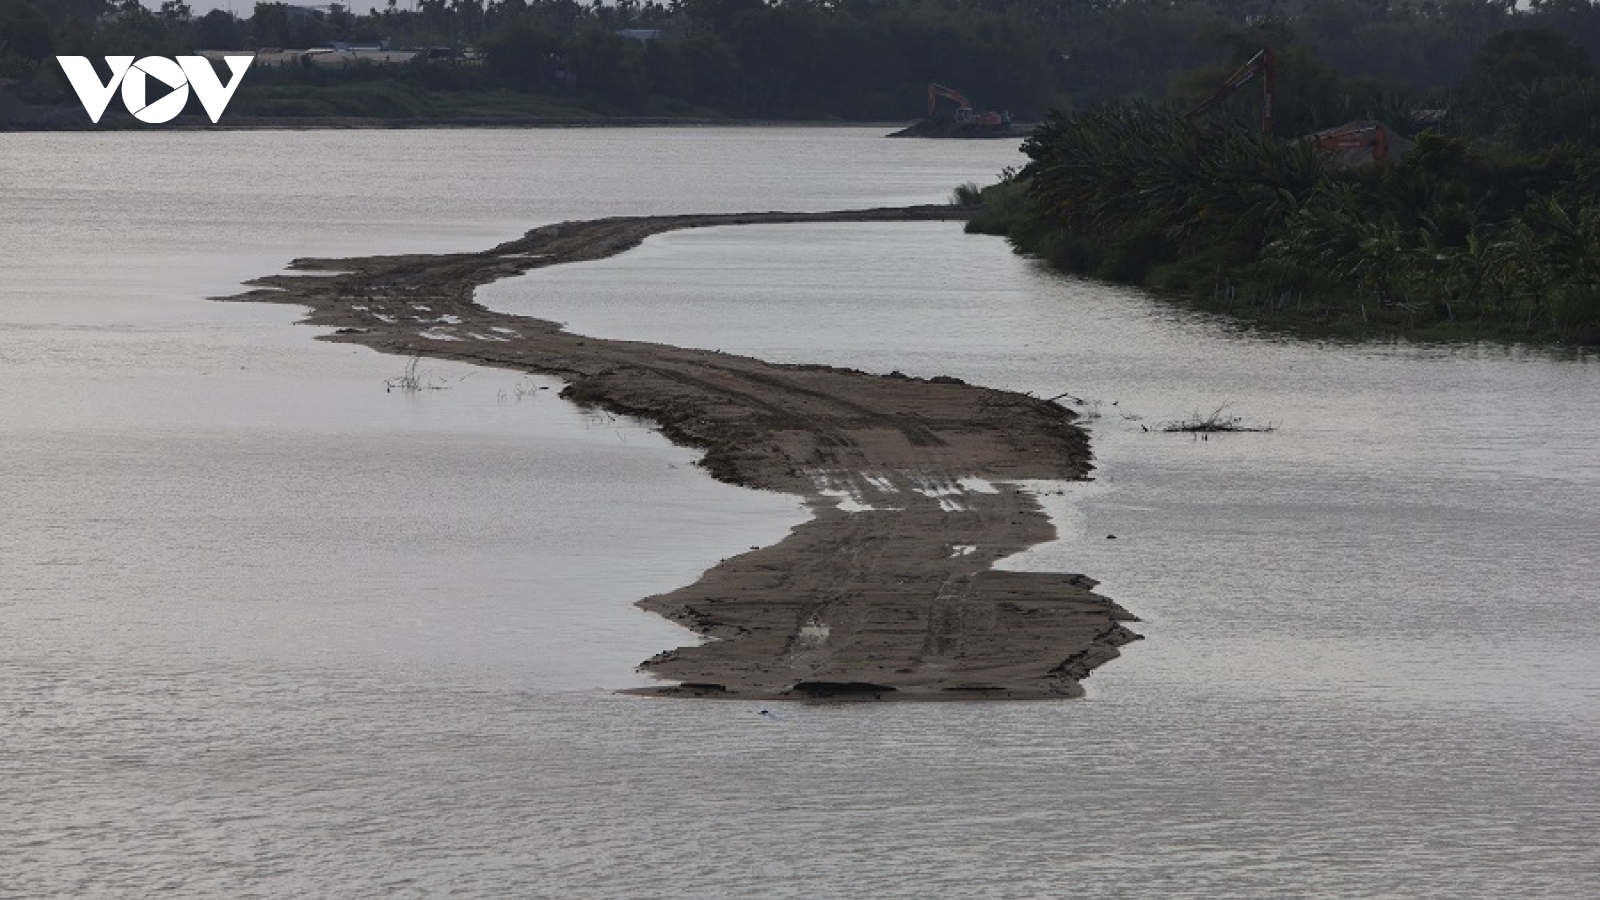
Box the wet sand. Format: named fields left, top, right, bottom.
left=223, top=206, right=1140, bottom=701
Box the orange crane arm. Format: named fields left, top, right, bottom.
left=927, top=83, right=971, bottom=118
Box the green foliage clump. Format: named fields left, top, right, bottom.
left=1473, top=28, right=1596, bottom=85
left=1018, top=104, right=1323, bottom=283
left=1010, top=100, right=1600, bottom=344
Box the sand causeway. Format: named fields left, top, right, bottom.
left=224, top=206, right=1141, bottom=701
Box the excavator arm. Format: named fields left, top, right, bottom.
left=927, top=83, right=972, bottom=118
left=1187, top=48, right=1277, bottom=135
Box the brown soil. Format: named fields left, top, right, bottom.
left=222, top=205, right=1141, bottom=701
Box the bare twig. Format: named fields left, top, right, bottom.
left=384, top=355, right=448, bottom=392
left=1159, top=403, right=1275, bottom=433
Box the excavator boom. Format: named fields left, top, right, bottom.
left=1187, top=49, right=1277, bottom=135
left=927, top=83, right=972, bottom=118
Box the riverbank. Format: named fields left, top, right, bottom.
left=978, top=109, right=1600, bottom=347
left=0, top=108, right=907, bottom=131
left=222, top=205, right=1139, bottom=701
left=0, top=115, right=752, bottom=131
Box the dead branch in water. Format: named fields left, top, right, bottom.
left=1159, top=404, right=1275, bottom=433
left=384, top=355, right=448, bottom=393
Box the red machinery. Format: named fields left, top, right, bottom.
left=927, top=83, right=1005, bottom=128
left=1312, top=121, right=1391, bottom=162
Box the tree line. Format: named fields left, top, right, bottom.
left=7, top=0, right=1600, bottom=121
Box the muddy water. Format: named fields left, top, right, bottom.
left=5, top=130, right=1597, bottom=898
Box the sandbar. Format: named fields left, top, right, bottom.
left=222, top=206, right=1141, bottom=701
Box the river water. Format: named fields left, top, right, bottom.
left=3, top=128, right=1596, bottom=898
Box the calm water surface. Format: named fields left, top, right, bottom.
left=4, top=130, right=1597, bottom=898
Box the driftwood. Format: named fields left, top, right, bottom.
left=1158, top=404, right=1276, bottom=434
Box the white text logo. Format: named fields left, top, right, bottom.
left=57, top=56, right=253, bottom=124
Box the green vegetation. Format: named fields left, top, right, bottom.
left=974, top=28, right=1600, bottom=345
left=4, top=1, right=1600, bottom=125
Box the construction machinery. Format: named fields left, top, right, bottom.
left=1188, top=48, right=1277, bottom=135
left=887, top=83, right=1011, bottom=138
left=1188, top=49, right=1409, bottom=166
left=927, top=83, right=1007, bottom=129
left=1312, top=121, right=1389, bottom=162
left=1305, top=120, right=1412, bottom=167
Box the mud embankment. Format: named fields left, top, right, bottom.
left=223, top=205, right=1141, bottom=701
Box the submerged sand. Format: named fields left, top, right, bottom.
left=223, top=206, right=1140, bottom=701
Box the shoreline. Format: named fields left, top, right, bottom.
left=222, top=206, right=1140, bottom=701
left=0, top=115, right=952, bottom=132
left=2, top=112, right=1039, bottom=134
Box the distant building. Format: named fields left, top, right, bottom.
left=615, top=29, right=663, bottom=43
